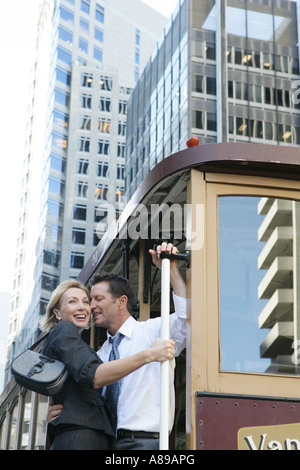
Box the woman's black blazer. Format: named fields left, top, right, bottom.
left=42, top=321, right=114, bottom=442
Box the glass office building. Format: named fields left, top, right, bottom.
left=125, top=0, right=300, bottom=373
left=125, top=0, right=300, bottom=199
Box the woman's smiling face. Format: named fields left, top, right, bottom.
left=53, top=287, right=91, bottom=329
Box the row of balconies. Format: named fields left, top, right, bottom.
left=257, top=198, right=296, bottom=374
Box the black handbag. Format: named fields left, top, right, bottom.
left=11, top=332, right=68, bottom=396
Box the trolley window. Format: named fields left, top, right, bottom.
left=219, top=196, right=296, bottom=376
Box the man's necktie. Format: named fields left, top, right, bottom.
left=106, top=333, right=124, bottom=431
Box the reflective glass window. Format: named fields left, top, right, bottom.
left=73, top=204, right=87, bottom=221
left=70, top=252, right=85, bottom=269
left=95, top=27, right=103, bottom=43
left=219, top=196, right=299, bottom=376
left=8, top=401, right=19, bottom=449
left=56, top=68, right=71, bottom=86
left=79, top=38, right=88, bottom=54
left=57, top=47, right=72, bottom=64
left=59, top=7, right=74, bottom=25
left=34, top=395, right=48, bottom=450
left=21, top=391, right=32, bottom=450
left=58, top=27, right=73, bottom=45
left=0, top=415, right=7, bottom=449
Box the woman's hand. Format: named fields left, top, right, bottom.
left=46, top=397, right=63, bottom=423
left=147, top=338, right=175, bottom=362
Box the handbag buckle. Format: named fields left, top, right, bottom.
left=27, top=355, right=55, bottom=377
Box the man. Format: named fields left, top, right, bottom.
left=48, top=242, right=187, bottom=450
left=91, top=242, right=187, bottom=450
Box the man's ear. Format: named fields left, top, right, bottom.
left=118, top=295, right=128, bottom=309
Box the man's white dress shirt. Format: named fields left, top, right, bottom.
left=97, top=293, right=187, bottom=433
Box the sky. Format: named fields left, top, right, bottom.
left=0, top=0, right=178, bottom=295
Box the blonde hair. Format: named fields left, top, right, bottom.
left=40, top=280, right=90, bottom=332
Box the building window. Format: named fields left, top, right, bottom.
left=95, top=183, right=108, bottom=200
left=95, top=4, right=104, bottom=23
left=192, top=110, right=204, bottom=130
left=207, top=113, right=217, bottom=132
left=59, top=6, right=74, bottom=25
left=117, top=142, right=126, bottom=158
left=56, top=68, right=71, bottom=86
left=52, top=132, right=68, bottom=151
left=100, top=76, right=113, bottom=91
left=49, top=176, right=65, bottom=196
left=70, top=252, right=84, bottom=269
left=95, top=27, right=103, bottom=43
left=79, top=115, right=91, bottom=130
left=118, top=121, right=126, bottom=136
left=94, top=207, right=108, bottom=223
left=136, top=29, right=140, bottom=46
left=236, top=117, right=249, bottom=136
left=80, top=73, right=93, bottom=88
left=73, top=204, right=87, bottom=220
left=79, top=38, right=88, bottom=54
left=97, top=139, right=110, bottom=155
left=57, top=47, right=72, bottom=64
left=34, top=395, right=48, bottom=450
left=48, top=199, right=64, bottom=219
left=81, top=94, right=92, bottom=108
left=119, top=100, right=127, bottom=115
left=81, top=0, right=89, bottom=14
left=100, top=97, right=111, bottom=112
left=115, top=187, right=124, bottom=202
left=192, top=75, right=203, bottom=93
left=78, top=136, right=90, bottom=152
left=206, top=77, right=216, bottom=95
left=20, top=390, right=33, bottom=450
left=236, top=82, right=248, bottom=101
left=42, top=273, right=59, bottom=291
left=54, top=88, right=70, bottom=107
left=53, top=110, right=69, bottom=130
left=97, top=161, right=109, bottom=177
left=265, top=122, right=274, bottom=140
left=228, top=116, right=234, bottom=134
left=72, top=228, right=86, bottom=244
left=206, top=42, right=215, bottom=60
left=40, top=298, right=48, bottom=316
left=250, top=119, right=263, bottom=139
left=98, top=118, right=111, bottom=133
left=43, top=249, right=61, bottom=268
left=94, top=46, right=103, bottom=62
left=80, top=18, right=89, bottom=34
left=77, top=158, right=89, bottom=174
left=46, top=224, right=62, bottom=243
left=58, top=26, right=73, bottom=45
left=50, top=154, right=66, bottom=173
left=76, top=181, right=88, bottom=198
left=279, top=124, right=292, bottom=143
left=116, top=164, right=125, bottom=180
left=8, top=400, right=19, bottom=450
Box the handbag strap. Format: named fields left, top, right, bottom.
left=29, top=332, right=50, bottom=351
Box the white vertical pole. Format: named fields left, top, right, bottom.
left=160, top=257, right=170, bottom=450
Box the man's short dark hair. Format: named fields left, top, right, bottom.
left=90, top=271, right=134, bottom=313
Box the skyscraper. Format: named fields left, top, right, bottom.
left=125, top=0, right=300, bottom=199
left=4, top=0, right=168, bottom=385
left=125, top=0, right=300, bottom=374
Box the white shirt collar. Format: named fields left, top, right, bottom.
left=106, top=315, right=136, bottom=341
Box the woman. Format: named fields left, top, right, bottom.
left=40, top=279, right=174, bottom=450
